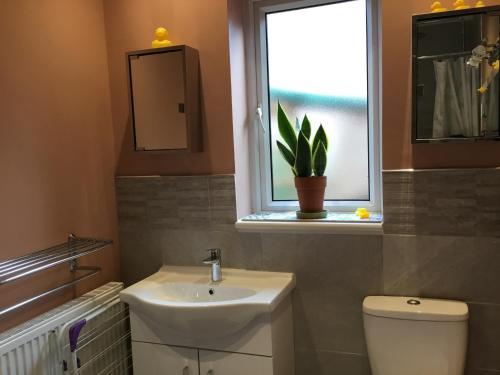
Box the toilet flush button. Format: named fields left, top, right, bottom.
left=407, top=299, right=421, bottom=306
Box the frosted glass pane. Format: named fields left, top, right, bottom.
left=266, top=0, right=369, bottom=201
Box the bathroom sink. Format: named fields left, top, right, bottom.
left=120, top=265, right=295, bottom=339
left=157, top=282, right=259, bottom=302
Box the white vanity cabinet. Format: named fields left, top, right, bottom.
left=132, top=343, right=275, bottom=375
left=132, top=342, right=198, bottom=375
left=199, top=350, right=274, bottom=375
left=120, top=266, right=296, bottom=375
left=128, top=296, right=294, bottom=375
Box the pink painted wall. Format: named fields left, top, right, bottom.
left=104, top=0, right=500, bottom=178
left=0, top=0, right=119, bottom=332
left=382, top=0, right=500, bottom=169
left=103, top=0, right=235, bottom=176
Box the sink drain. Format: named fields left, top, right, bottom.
left=209, top=288, right=215, bottom=295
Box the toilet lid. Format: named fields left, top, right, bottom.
left=363, top=296, right=469, bottom=322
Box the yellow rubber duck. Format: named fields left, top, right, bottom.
left=152, top=27, right=172, bottom=48
left=475, top=0, right=485, bottom=7
left=355, top=208, right=370, bottom=219
left=454, top=0, right=471, bottom=9
left=431, top=1, right=448, bottom=12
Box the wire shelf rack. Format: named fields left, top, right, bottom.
left=0, top=234, right=113, bottom=317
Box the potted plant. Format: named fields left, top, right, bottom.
left=276, top=102, right=329, bottom=219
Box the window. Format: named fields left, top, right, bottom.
left=252, top=0, right=381, bottom=212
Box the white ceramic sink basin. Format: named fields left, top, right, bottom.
left=120, top=265, right=295, bottom=339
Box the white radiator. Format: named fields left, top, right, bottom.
left=0, top=282, right=131, bottom=375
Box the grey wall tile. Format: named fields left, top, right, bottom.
left=209, top=175, right=236, bottom=208
left=209, top=175, right=237, bottom=231
left=116, top=175, right=233, bottom=232
left=383, top=235, right=500, bottom=304
left=383, top=233, right=500, bottom=373
left=293, top=290, right=369, bottom=355
left=383, top=169, right=500, bottom=237
left=310, top=235, right=383, bottom=298
left=262, top=234, right=383, bottom=295
left=116, top=177, right=156, bottom=202
left=261, top=233, right=319, bottom=292
left=159, top=229, right=263, bottom=271
left=467, top=303, right=500, bottom=372
left=176, top=176, right=211, bottom=230
left=147, top=177, right=178, bottom=199
left=295, top=348, right=371, bottom=375
left=209, top=207, right=237, bottom=231
left=383, top=172, right=417, bottom=235
left=116, top=201, right=147, bottom=228
left=178, top=206, right=211, bottom=229
left=476, top=170, right=500, bottom=236
left=146, top=199, right=179, bottom=229
left=225, top=232, right=262, bottom=270
left=262, top=234, right=383, bottom=355
left=117, top=172, right=500, bottom=374
left=415, top=170, right=476, bottom=237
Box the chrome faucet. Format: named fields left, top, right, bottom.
left=203, top=248, right=222, bottom=282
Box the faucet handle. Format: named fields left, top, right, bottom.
left=206, top=248, right=221, bottom=260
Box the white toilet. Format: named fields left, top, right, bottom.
left=363, top=296, right=469, bottom=375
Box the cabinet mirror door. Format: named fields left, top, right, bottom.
left=413, top=6, right=500, bottom=143
left=127, top=45, right=201, bottom=152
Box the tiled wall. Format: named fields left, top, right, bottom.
left=384, top=169, right=500, bottom=237
left=384, top=170, right=500, bottom=375
left=116, top=170, right=500, bottom=375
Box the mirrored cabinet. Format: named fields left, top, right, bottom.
left=412, top=6, right=500, bottom=143
left=127, top=45, right=202, bottom=152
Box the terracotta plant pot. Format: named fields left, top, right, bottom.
left=294, top=176, right=327, bottom=213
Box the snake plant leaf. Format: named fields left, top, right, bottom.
left=301, top=114, right=311, bottom=139
left=312, top=124, right=328, bottom=155
left=313, top=140, right=328, bottom=177
left=294, top=130, right=312, bottom=177
left=278, top=102, right=297, bottom=156
left=276, top=140, right=296, bottom=169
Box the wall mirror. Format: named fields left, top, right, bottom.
left=413, top=6, right=500, bottom=143
left=127, top=45, right=201, bottom=152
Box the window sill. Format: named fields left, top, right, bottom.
left=235, top=212, right=383, bottom=235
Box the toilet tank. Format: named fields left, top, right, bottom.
left=363, top=296, right=469, bottom=375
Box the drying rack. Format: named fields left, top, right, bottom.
left=58, top=296, right=132, bottom=375
left=0, top=234, right=113, bottom=317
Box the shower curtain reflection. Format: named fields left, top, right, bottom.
left=484, top=73, right=499, bottom=136
left=433, top=57, right=480, bottom=138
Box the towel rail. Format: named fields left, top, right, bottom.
left=0, top=234, right=112, bottom=317
left=416, top=51, right=472, bottom=61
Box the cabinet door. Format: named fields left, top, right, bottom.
left=199, top=350, right=273, bottom=375
left=132, top=341, right=199, bottom=375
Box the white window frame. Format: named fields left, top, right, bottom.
left=247, top=0, right=381, bottom=213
